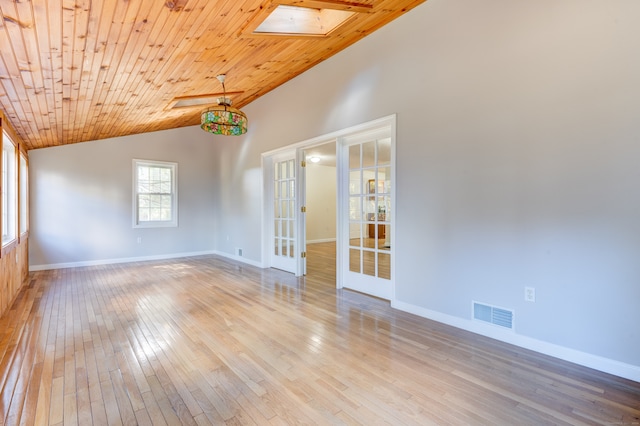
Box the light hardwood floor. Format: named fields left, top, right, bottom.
left=1, top=243, right=639, bottom=425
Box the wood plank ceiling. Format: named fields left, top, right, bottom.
left=0, top=0, right=425, bottom=150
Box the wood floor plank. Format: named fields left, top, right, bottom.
left=99, top=376, right=122, bottom=426
left=145, top=374, right=182, bottom=425
left=33, top=344, right=54, bottom=426
left=48, top=376, right=64, bottom=424
left=0, top=245, right=639, bottom=425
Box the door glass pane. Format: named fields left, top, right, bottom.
left=274, top=238, right=280, bottom=255
left=349, top=197, right=362, bottom=220
left=379, top=166, right=391, bottom=193
left=371, top=178, right=380, bottom=195
left=349, top=249, right=361, bottom=273
left=380, top=226, right=390, bottom=250
left=349, top=145, right=360, bottom=169
left=365, top=198, right=375, bottom=219
left=378, top=196, right=389, bottom=221
left=363, top=250, right=375, bottom=276
left=378, top=253, right=390, bottom=279
left=349, top=223, right=362, bottom=247
left=364, top=231, right=376, bottom=248
left=349, top=170, right=361, bottom=195
left=362, top=141, right=376, bottom=168
left=289, top=221, right=295, bottom=239
left=378, top=138, right=391, bottom=166
left=362, top=170, right=376, bottom=195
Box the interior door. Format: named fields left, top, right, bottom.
left=271, top=153, right=305, bottom=275
left=340, top=128, right=393, bottom=299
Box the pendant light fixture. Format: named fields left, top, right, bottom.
left=200, top=74, right=248, bottom=136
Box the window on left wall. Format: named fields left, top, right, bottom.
left=19, top=153, right=28, bottom=236
left=2, top=131, right=17, bottom=246
left=133, top=159, right=178, bottom=228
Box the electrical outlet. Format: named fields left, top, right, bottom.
left=525, top=287, right=535, bottom=302
left=137, top=237, right=142, bottom=244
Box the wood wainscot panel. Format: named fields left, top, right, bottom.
left=0, top=238, right=29, bottom=318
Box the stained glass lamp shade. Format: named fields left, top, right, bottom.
left=200, top=75, right=248, bottom=136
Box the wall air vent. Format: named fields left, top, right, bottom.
left=473, top=301, right=514, bottom=330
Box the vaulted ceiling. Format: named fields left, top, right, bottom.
left=0, top=0, right=425, bottom=150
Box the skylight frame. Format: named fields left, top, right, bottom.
left=240, top=0, right=373, bottom=38
left=254, top=5, right=356, bottom=36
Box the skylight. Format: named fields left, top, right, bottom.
left=254, top=5, right=355, bottom=36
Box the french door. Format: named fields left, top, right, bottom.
left=263, top=115, right=395, bottom=287
left=340, top=125, right=394, bottom=300
left=270, top=152, right=306, bottom=275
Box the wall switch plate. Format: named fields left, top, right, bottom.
left=525, top=287, right=535, bottom=302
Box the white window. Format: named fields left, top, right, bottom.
left=19, top=153, right=28, bottom=235
left=133, top=159, right=178, bottom=228
left=2, top=131, right=17, bottom=245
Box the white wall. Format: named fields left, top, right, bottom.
left=29, top=126, right=218, bottom=268
left=212, top=0, right=640, bottom=379
left=306, top=164, right=336, bottom=243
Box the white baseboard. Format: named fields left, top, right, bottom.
left=212, top=250, right=265, bottom=268
left=29, top=250, right=269, bottom=272
left=29, top=250, right=218, bottom=271
left=392, top=300, right=640, bottom=383
left=307, top=238, right=337, bottom=244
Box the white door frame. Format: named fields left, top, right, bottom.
left=261, top=114, right=396, bottom=289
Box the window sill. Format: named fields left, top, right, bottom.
left=1, top=238, right=18, bottom=256
left=133, top=221, right=178, bottom=229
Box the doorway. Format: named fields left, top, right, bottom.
left=262, top=115, right=395, bottom=299
left=304, top=142, right=337, bottom=283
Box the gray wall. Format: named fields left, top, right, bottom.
left=211, top=0, right=640, bottom=377
left=29, top=126, right=218, bottom=267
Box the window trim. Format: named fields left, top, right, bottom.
left=132, top=159, right=178, bottom=228
left=2, top=131, right=18, bottom=248
left=19, top=152, right=28, bottom=238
